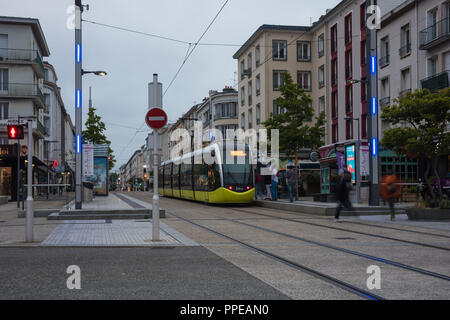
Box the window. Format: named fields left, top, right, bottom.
left=318, top=96, right=325, bottom=114
left=331, top=25, right=338, bottom=53
left=345, top=13, right=352, bottom=44
left=428, top=56, right=438, bottom=77
left=215, top=103, right=237, bottom=119
left=240, top=87, right=245, bottom=105
left=297, top=41, right=311, bottom=61
left=272, top=40, right=287, bottom=61
left=0, top=68, right=8, bottom=92
left=273, top=70, right=286, bottom=91
left=400, top=24, right=411, bottom=57
left=248, top=81, right=252, bottom=106
left=332, top=124, right=338, bottom=143
left=318, top=34, right=324, bottom=57
left=346, top=119, right=353, bottom=139
left=346, top=50, right=352, bottom=78
left=248, top=108, right=253, bottom=129
left=247, top=53, right=252, bottom=71
left=380, top=37, right=390, bottom=67
left=273, top=99, right=280, bottom=116
left=0, top=102, right=8, bottom=120
left=297, top=71, right=311, bottom=91
left=318, top=65, right=325, bottom=88
left=256, top=104, right=261, bottom=125
left=255, top=45, right=260, bottom=66
left=346, top=85, right=353, bottom=114
left=360, top=3, right=366, bottom=28
left=332, top=91, right=338, bottom=118
left=240, top=60, right=245, bottom=80
left=401, top=68, right=411, bottom=93
left=44, top=69, right=49, bottom=81
left=241, top=113, right=245, bottom=129
left=256, top=74, right=261, bottom=95
left=427, top=8, right=438, bottom=39
left=361, top=41, right=367, bottom=66
left=44, top=93, right=50, bottom=112
left=331, top=59, right=338, bottom=86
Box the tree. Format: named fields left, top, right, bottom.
left=263, top=72, right=326, bottom=200
left=83, top=106, right=116, bottom=170
left=381, top=88, right=450, bottom=201
left=109, top=172, right=119, bottom=191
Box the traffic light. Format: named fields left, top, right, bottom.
left=7, top=125, right=24, bottom=140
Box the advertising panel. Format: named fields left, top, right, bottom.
left=93, top=157, right=108, bottom=196
left=346, top=145, right=356, bottom=184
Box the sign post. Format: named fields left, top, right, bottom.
left=26, top=120, right=33, bottom=243
left=146, top=75, right=167, bottom=242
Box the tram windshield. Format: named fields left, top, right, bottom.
left=222, top=146, right=253, bottom=189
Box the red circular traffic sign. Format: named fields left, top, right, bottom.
left=145, top=107, right=168, bottom=129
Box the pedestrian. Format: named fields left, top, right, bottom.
left=256, top=171, right=264, bottom=200
left=380, top=174, right=400, bottom=221
left=334, top=168, right=353, bottom=222
left=264, top=171, right=272, bottom=200
left=271, top=168, right=279, bottom=201
left=287, top=166, right=296, bottom=203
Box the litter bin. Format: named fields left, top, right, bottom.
left=83, top=182, right=94, bottom=203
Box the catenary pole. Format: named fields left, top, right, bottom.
left=152, top=73, right=160, bottom=241
left=25, top=120, right=34, bottom=242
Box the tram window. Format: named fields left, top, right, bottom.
left=181, top=163, right=193, bottom=190
left=207, top=164, right=221, bottom=191
left=164, top=164, right=171, bottom=187
left=194, top=163, right=209, bottom=191
left=158, top=167, right=164, bottom=189
left=173, top=164, right=180, bottom=188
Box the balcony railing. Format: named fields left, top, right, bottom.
left=419, top=17, right=450, bottom=50
left=399, top=88, right=412, bottom=98
left=380, top=96, right=391, bottom=107
left=0, top=48, right=44, bottom=76
left=399, top=43, right=411, bottom=58
left=0, top=83, right=45, bottom=106
left=421, top=71, right=450, bottom=92
left=379, top=55, right=390, bottom=68
left=36, top=120, right=47, bottom=136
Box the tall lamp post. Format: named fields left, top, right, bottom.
left=74, top=0, right=107, bottom=209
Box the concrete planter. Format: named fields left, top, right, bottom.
left=406, top=208, right=450, bottom=221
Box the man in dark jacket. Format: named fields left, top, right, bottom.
left=287, top=166, right=297, bottom=202
left=334, top=169, right=353, bottom=222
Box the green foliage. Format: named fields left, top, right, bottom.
left=439, top=199, right=450, bottom=210
left=381, top=88, right=450, bottom=159
left=109, top=172, right=119, bottom=191
left=83, top=107, right=116, bottom=169
left=263, top=72, right=326, bottom=157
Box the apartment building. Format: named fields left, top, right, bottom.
left=0, top=16, right=50, bottom=200
left=43, top=62, right=75, bottom=189
left=233, top=25, right=316, bottom=132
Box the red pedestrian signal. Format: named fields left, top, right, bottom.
left=7, top=125, right=24, bottom=140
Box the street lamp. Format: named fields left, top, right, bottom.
left=75, top=0, right=107, bottom=209
left=345, top=117, right=361, bottom=204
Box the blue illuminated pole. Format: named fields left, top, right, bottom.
left=75, top=0, right=83, bottom=209
left=367, top=0, right=380, bottom=206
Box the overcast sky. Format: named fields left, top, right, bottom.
left=1, top=0, right=342, bottom=169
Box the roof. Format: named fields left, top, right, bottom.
left=232, top=24, right=311, bottom=59
left=0, top=16, right=50, bottom=56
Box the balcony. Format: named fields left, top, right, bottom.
left=399, top=88, right=412, bottom=98
left=419, top=17, right=450, bottom=50
left=0, top=83, right=45, bottom=107
left=0, top=48, right=45, bottom=78
left=379, top=55, right=390, bottom=68
left=421, top=71, right=450, bottom=92
left=35, top=120, right=47, bottom=137
left=399, top=43, right=411, bottom=58
left=380, top=97, right=391, bottom=108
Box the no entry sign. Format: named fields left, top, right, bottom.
left=146, top=107, right=167, bottom=129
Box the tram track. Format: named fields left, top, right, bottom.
left=166, top=206, right=450, bottom=282
left=229, top=208, right=450, bottom=252
left=167, top=210, right=387, bottom=300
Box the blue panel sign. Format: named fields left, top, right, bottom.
left=346, top=145, right=356, bottom=184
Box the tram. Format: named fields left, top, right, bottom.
left=158, top=142, right=255, bottom=204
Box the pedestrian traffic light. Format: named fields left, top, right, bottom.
left=7, top=125, right=24, bottom=140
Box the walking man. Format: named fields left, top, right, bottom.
left=287, top=166, right=296, bottom=203
left=380, top=174, right=400, bottom=221
left=334, top=169, right=353, bottom=222
left=271, top=168, right=279, bottom=201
